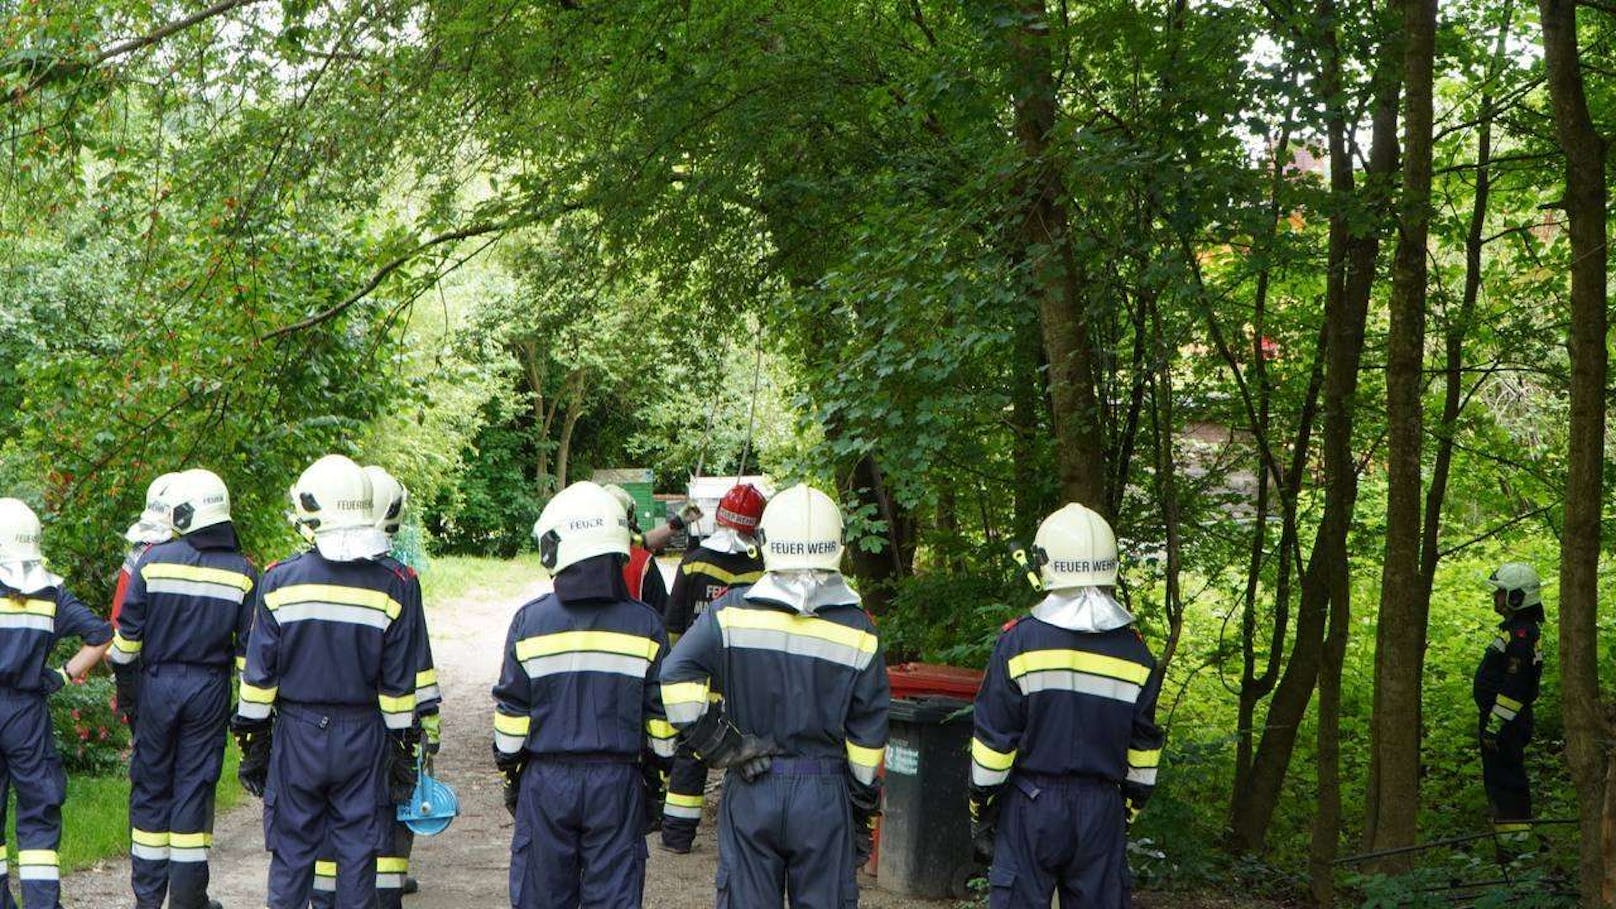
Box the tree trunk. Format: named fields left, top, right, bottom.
left=1538, top=2, right=1612, bottom=904
left=1365, top=0, right=1434, bottom=867
left=844, top=453, right=915, bottom=615
left=554, top=376, right=585, bottom=491
left=1010, top=313, right=1049, bottom=542
left=1229, top=0, right=1402, bottom=853
left=1007, top=0, right=1107, bottom=514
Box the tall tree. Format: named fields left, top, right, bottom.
left=1538, top=1, right=1612, bottom=903
left=1365, top=0, right=1435, bottom=866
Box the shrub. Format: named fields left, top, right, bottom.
left=50, top=674, right=130, bottom=776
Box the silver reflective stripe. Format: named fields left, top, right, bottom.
left=18, top=867, right=57, bottom=882
left=237, top=701, right=272, bottom=720
left=1016, top=670, right=1142, bottom=703
left=108, top=647, right=138, bottom=666
left=272, top=602, right=391, bottom=630
left=848, top=761, right=879, bottom=786
left=0, top=615, right=53, bottom=633
left=0, top=858, right=7, bottom=876
left=522, top=652, right=650, bottom=680
left=1492, top=704, right=1517, bottom=721
left=313, top=877, right=336, bottom=892
left=665, top=702, right=707, bottom=724
left=1126, top=766, right=1158, bottom=786
left=495, top=732, right=526, bottom=754
left=721, top=627, right=873, bottom=671
left=416, top=684, right=442, bottom=704
left=145, top=578, right=248, bottom=604
left=377, top=873, right=406, bottom=889
left=130, top=843, right=169, bottom=861
left=383, top=712, right=413, bottom=730
left=649, top=736, right=677, bottom=759
left=971, top=764, right=1011, bottom=788
left=663, top=804, right=703, bottom=820
left=169, top=847, right=208, bottom=863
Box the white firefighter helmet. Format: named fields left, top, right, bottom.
left=166, top=468, right=232, bottom=534
left=1486, top=562, right=1543, bottom=610
left=0, top=499, right=44, bottom=564
left=531, top=481, right=631, bottom=575
left=125, top=471, right=182, bottom=543
left=363, top=466, right=409, bottom=536
left=602, top=483, right=639, bottom=528
left=757, top=484, right=844, bottom=573
left=292, top=455, right=388, bottom=561
left=1033, top=503, right=1119, bottom=590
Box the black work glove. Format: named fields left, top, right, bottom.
left=387, top=729, right=420, bottom=804
left=969, top=783, right=1001, bottom=865
left=1481, top=728, right=1500, bottom=752
left=113, top=668, right=140, bottom=726
left=641, top=760, right=668, bottom=835
left=41, top=666, right=70, bottom=696
left=684, top=709, right=778, bottom=782
left=849, top=776, right=881, bottom=868
left=231, top=715, right=273, bottom=798
left=494, top=743, right=526, bottom=819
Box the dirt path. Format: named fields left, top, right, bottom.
left=62, top=568, right=954, bottom=908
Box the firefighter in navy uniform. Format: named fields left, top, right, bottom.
left=493, top=481, right=675, bottom=908
left=110, top=472, right=180, bottom=628
left=311, top=466, right=440, bottom=908
left=661, top=484, right=890, bottom=908
left=1473, top=562, right=1545, bottom=836
left=969, top=503, right=1164, bottom=909
left=109, top=469, right=256, bottom=909
left=658, top=482, right=766, bottom=854
left=0, top=497, right=113, bottom=909
left=233, top=455, right=423, bottom=909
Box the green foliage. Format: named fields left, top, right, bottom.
left=49, top=674, right=129, bottom=776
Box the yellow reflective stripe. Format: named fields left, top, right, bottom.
left=716, top=608, right=877, bottom=653
left=239, top=682, right=277, bottom=704
left=666, top=792, right=704, bottom=809
left=17, top=850, right=56, bottom=866
left=682, top=561, right=764, bottom=587
left=1128, top=748, right=1162, bottom=769
left=140, top=562, right=253, bottom=591
left=1494, top=822, right=1531, bottom=833
left=1496, top=694, right=1524, bottom=711
left=972, top=738, right=1017, bottom=772
left=234, top=656, right=247, bottom=671
left=315, top=860, right=337, bottom=877
left=112, top=633, right=143, bottom=654
left=846, top=741, right=885, bottom=769
left=377, top=857, right=409, bottom=874
left=416, top=668, right=438, bottom=688
left=378, top=693, right=416, bottom=714
left=495, top=712, right=531, bottom=735
left=0, top=599, right=55, bottom=617
left=1006, top=649, right=1151, bottom=685
left=663, top=681, right=710, bottom=705
left=170, top=832, right=212, bottom=848
left=647, top=718, right=677, bottom=740
left=131, top=829, right=169, bottom=847
left=265, top=584, right=403, bottom=620
left=515, top=631, right=661, bottom=662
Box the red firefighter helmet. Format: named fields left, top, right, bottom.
left=715, top=483, right=766, bottom=533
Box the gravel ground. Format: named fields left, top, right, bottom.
left=60, top=568, right=954, bottom=909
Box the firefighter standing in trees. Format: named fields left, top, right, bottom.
left=1473, top=562, right=1546, bottom=837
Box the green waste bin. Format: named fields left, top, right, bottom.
left=876, top=696, right=977, bottom=899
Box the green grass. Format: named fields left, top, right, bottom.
left=6, top=743, right=245, bottom=873
left=419, top=553, right=546, bottom=609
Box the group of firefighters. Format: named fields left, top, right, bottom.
left=0, top=454, right=1546, bottom=908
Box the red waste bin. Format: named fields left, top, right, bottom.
left=872, top=656, right=982, bottom=886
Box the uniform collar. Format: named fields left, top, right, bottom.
left=183, top=521, right=240, bottom=552
left=702, top=529, right=756, bottom=556
left=554, top=554, right=630, bottom=605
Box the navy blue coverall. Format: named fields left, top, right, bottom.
left=0, top=582, right=112, bottom=909
left=237, top=551, right=422, bottom=909
left=659, top=548, right=762, bottom=851
left=970, top=616, right=1164, bottom=909
left=493, top=556, right=673, bottom=909
left=311, top=555, right=439, bottom=908
left=1473, top=611, right=1543, bottom=831
left=110, top=523, right=256, bottom=909
left=660, top=585, right=890, bottom=909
